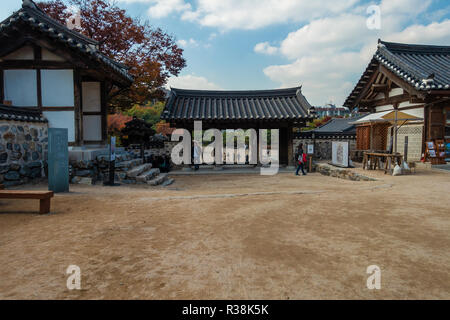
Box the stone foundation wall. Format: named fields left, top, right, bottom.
left=293, top=138, right=356, bottom=160
left=0, top=120, right=48, bottom=186
left=314, top=163, right=376, bottom=181
left=69, top=152, right=138, bottom=185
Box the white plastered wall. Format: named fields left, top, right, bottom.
left=43, top=111, right=75, bottom=142
left=83, top=115, right=102, bottom=141
left=41, top=69, right=74, bottom=107
left=3, top=70, right=38, bottom=106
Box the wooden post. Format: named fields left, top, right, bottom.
left=370, top=124, right=374, bottom=150
left=287, top=126, right=294, bottom=167
left=394, top=105, right=398, bottom=153
left=73, top=69, right=83, bottom=146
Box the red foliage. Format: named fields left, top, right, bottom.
left=155, top=121, right=175, bottom=136
left=108, top=113, right=132, bottom=134
left=37, top=0, right=186, bottom=110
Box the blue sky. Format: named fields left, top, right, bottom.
left=1, top=0, right=449, bottom=106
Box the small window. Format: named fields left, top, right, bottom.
left=41, top=70, right=74, bottom=107
left=3, top=70, right=38, bottom=107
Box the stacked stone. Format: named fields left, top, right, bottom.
left=314, top=163, right=376, bottom=181
left=0, top=122, right=48, bottom=186
left=69, top=152, right=143, bottom=185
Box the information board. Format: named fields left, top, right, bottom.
left=48, top=128, right=69, bottom=192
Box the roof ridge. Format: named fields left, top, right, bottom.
left=380, top=40, right=450, bottom=54
left=21, top=1, right=98, bottom=46
left=170, top=86, right=303, bottom=97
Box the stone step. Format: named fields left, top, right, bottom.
left=116, top=158, right=143, bottom=170
left=136, top=168, right=160, bottom=183
left=126, top=163, right=152, bottom=178
left=161, top=177, right=174, bottom=187
left=147, top=173, right=168, bottom=186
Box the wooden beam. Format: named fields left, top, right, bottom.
left=379, top=65, right=425, bottom=99
left=36, top=68, right=42, bottom=109
left=359, top=93, right=411, bottom=108
left=0, top=60, right=74, bottom=69
left=371, top=84, right=388, bottom=92
left=41, top=107, right=75, bottom=111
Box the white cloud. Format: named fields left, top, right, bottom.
left=166, top=74, right=222, bottom=90
left=385, top=19, right=450, bottom=45
left=177, top=38, right=199, bottom=48
left=258, top=0, right=446, bottom=106
left=254, top=42, right=278, bottom=55
left=118, top=0, right=192, bottom=18
left=181, top=0, right=359, bottom=30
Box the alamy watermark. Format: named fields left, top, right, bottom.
left=170, top=121, right=279, bottom=175
left=366, top=265, right=381, bottom=290
left=66, top=265, right=81, bottom=290
left=366, top=5, right=381, bottom=30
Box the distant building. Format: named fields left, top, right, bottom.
left=314, top=104, right=350, bottom=118
left=294, top=115, right=364, bottom=160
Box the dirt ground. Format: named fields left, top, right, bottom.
left=0, top=168, right=449, bottom=299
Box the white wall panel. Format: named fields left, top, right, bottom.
left=3, top=46, right=34, bottom=60
left=389, top=88, right=404, bottom=97
left=83, top=115, right=102, bottom=141
left=41, top=69, right=74, bottom=107
left=82, top=82, right=101, bottom=112
left=375, top=104, right=394, bottom=113
left=42, top=48, right=66, bottom=61
left=43, top=111, right=75, bottom=142
left=4, top=70, right=38, bottom=106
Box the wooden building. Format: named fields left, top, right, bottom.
left=344, top=40, right=450, bottom=162
left=161, top=86, right=316, bottom=166
left=0, top=0, right=132, bottom=147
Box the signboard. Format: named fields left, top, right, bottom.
left=307, top=144, right=314, bottom=155
left=48, top=128, right=69, bottom=192
left=331, top=141, right=349, bottom=167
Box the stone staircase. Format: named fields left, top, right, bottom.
left=114, top=160, right=174, bottom=186
left=70, top=151, right=174, bottom=186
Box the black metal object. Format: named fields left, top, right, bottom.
left=404, top=136, right=408, bottom=162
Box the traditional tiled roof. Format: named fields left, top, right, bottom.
left=313, top=115, right=364, bottom=134
left=0, top=104, right=47, bottom=123
left=161, top=86, right=315, bottom=121
left=344, top=39, right=450, bottom=108
left=0, top=0, right=132, bottom=84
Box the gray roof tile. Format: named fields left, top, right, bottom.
left=344, top=40, right=450, bottom=107
left=162, top=87, right=315, bottom=121
left=0, top=0, right=132, bottom=84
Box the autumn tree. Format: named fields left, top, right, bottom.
left=37, top=0, right=186, bottom=111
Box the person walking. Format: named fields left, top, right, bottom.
left=295, top=144, right=307, bottom=176
left=193, top=140, right=202, bottom=171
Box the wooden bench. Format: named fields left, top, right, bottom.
left=0, top=190, right=54, bottom=214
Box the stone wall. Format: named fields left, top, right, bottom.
left=314, top=163, right=377, bottom=181
left=0, top=120, right=48, bottom=186
left=293, top=138, right=356, bottom=161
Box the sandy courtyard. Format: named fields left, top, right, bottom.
left=0, top=168, right=449, bottom=299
